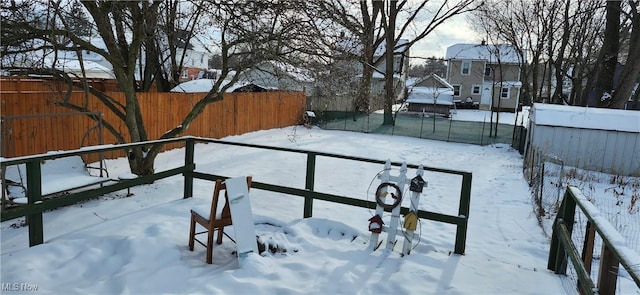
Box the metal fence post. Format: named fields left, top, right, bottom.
left=557, top=160, right=564, bottom=205
left=455, top=172, right=472, bottom=254
left=304, top=152, right=316, bottom=218
left=183, top=138, right=195, bottom=199
left=26, top=160, right=43, bottom=246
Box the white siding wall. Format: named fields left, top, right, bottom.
left=530, top=125, right=640, bottom=176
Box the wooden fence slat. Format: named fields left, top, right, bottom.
left=1, top=79, right=305, bottom=160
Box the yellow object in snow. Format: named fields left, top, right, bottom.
left=403, top=211, right=418, bottom=230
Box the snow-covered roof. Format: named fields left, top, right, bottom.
left=406, top=86, right=454, bottom=105
left=169, top=78, right=279, bottom=93
left=170, top=79, right=216, bottom=93
left=47, top=58, right=115, bottom=79
left=410, top=74, right=453, bottom=89
left=358, top=72, right=400, bottom=79
left=374, top=39, right=410, bottom=56
left=267, top=61, right=314, bottom=83
left=445, top=44, right=520, bottom=64
left=531, top=103, right=640, bottom=133
left=338, top=38, right=409, bottom=57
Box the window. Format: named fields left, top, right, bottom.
left=181, top=70, right=188, bottom=78
left=501, top=87, right=510, bottom=99
left=461, top=61, right=471, bottom=75
left=453, top=85, right=461, bottom=97
left=472, top=85, right=481, bottom=95
left=484, top=65, right=492, bottom=76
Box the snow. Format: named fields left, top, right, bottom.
left=1, top=123, right=576, bottom=294
left=406, top=87, right=455, bottom=105
left=531, top=103, right=640, bottom=133
left=169, top=79, right=264, bottom=93
left=3, top=156, right=111, bottom=199
left=170, top=78, right=217, bottom=93
left=445, top=43, right=520, bottom=64
left=47, top=58, right=115, bottom=79
left=566, top=187, right=640, bottom=283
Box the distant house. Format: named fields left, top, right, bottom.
left=311, top=39, right=410, bottom=112
left=445, top=43, right=522, bottom=111
left=1, top=46, right=116, bottom=79
left=174, top=35, right=213, bottom=82
left=405, top=74, right=454, bottom=117
left=3, top=33, right=213, bottom=84
left=236, top=61, right=315, bottom=96
left=170, top=61, right=313, bottom=95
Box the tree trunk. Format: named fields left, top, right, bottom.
left=355, top=51, right=374, bottom=113
left=552, top=0, right=572, bottom=105
left=611, top=3, right=640, bottom=109
left=128, top=148, right=155, bottom=176
left=382, top=0, right=397, bottom=125
left=594, top=1, right=621, bottom=108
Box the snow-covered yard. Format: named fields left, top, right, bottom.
left=1, top=124, right=575, bottom=294
left=2, top=107, right=638, bottom=294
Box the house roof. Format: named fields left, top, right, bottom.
left=406, top=86, right=454, bottom=105
left=49, top=59, right=115, bottom=79
left=531, top=103, right=640, bottom=133
left=268, top=61, right=314, bottom=83
left=374, top=39, right=410, bottom=56
left=169, top=79, right=267, bottom=93
left=338, top=38, right=409, bottom=57
left=410, top=74, right=453, bottom=89
left=445, top=43, right=520, bottom=64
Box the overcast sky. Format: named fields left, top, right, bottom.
left=409, top=14, right=481, bottom=61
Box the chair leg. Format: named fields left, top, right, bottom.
left=216, top=226, right=225, bottom=244
left=206, top=228, right=214, bottom=264
left=188, top=216, right=196, bottom=251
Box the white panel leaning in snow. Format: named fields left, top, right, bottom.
left=225, top=176, right=259, bottom=262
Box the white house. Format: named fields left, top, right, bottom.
left=525, top=103, right=640, bottom=176
left=173, top=35, right=214, bottom=82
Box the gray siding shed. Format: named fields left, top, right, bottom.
left=527, top=103, right=640, bottom=176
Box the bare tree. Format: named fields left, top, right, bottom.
left=304, top=0, right=475, bottom=125
left=379, top=0, right=478, bottom=125
left=610, top=1, right=640, bottom=109
left=1, top=0, right=309, bottom=175
left=470, top=0, right=611, bottom=108
left=150, top=1, right=213, bottom=92
left=303, top=0, right=384, bottom=114
left=588, top=1, right=621, bottom=108
left=471, top=0, right=556, bottom=105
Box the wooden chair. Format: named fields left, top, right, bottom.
left=188, top=177, right=252, bottom=264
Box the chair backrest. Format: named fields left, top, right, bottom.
left=208, top=177, right=252, bottom=226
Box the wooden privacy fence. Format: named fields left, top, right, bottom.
left=1, top=78, right=306, bottom=162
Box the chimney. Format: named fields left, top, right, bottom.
left=481, top=40, right=486, bottom=46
